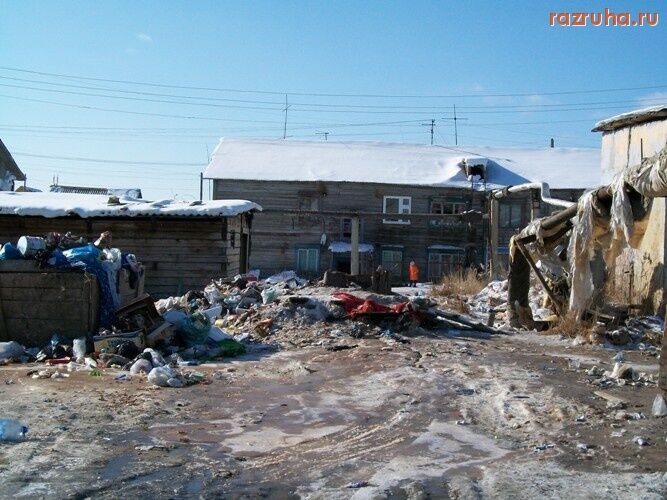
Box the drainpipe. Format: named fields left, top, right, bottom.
left=489, top=182, right=576, bottom=279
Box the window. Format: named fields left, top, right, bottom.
left=383, top=196, right=411, bottom=224
left=381, top=249, right=404, bottom=279
left=430, top=201, right=466, bottom=215
left=499, top=202, right=524, bottom=229
left=428, top=251, right=464, bottom=282
left=430, top=200, right=467, bottom=226
left=298, top=193, right=320, bottom=211
left=342, top=218, right=352, bottom=238
left=296, top=247, right=319, bottom=274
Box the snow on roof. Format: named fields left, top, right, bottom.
left=328, top=241, right=374, bottom=253
left=0, top=192, right=261, bottom=219
left=428, top=244, right=464, bottom=251
left=593, top=105, right=667, bottom=132
left=205, top=138, right=600, bottom=190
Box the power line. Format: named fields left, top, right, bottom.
left=13, top=151, right=203, bottom=167
left=2, top=65, right=666, bottom=99
left=5, top=78, right=664, bottom=112
left=2, top=75, right=662, bottom=111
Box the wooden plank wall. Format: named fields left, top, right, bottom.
left=0, top=262, right=99, bottom=346
left=214, top=180, right=584, bottom=281
left=214, top=179, right=490, bottom=281
left=0, top=215, right=247, bottom=299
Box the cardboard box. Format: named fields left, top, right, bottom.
left=93, top=330, right=145, bottom=352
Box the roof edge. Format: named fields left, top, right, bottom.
left=593, top=105, right=667, bottom=132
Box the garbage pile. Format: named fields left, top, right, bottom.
left=0, top=265, right=513, bottom=387
left=0, top=230, right=143, bottom=327
left=605, top=316, right=664, bottom=347
left=467, top=279, right=548, bottom=326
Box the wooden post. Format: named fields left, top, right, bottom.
left=350, top=215, right=360, bottom=276
left=660, top=318, right=667, bottom=394
left=489, top=197, right=499, bottom=279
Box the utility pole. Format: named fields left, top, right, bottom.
left=441, top=105, right=468, bottom=145
left=316, top=131, right=330, bottom=141
left=283, top=94, right=290, bottom=139
left=421, top=119, right=436, bottom=145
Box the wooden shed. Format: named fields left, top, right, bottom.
left=0, top=192, right=261, bottom=299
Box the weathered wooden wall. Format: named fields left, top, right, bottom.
left=215, top=179, right=508, bottom=281
left=0, top=215, right=248, bottom=298
left=0, top=261, right=99, bottom=346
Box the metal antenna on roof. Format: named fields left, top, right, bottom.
left=283, top=94, right=290, bottom=140
left=316, top=131, right=330, bottom=141
left=441, top=105, right=468, bottom=145
left=420, top=119, right=435, bottom=145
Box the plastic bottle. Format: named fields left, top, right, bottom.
left=0, top=419, right=28, bottom=441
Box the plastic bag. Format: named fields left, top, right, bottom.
left=72, top=337, right=87, bottom=363
left=0, top=341, right=25, bottom=360
left=147, top=366, right=176, bottom=387
left=130, top=359, right=152, bottom=375
left=261, top=286, right=282, bottom=305
left=0, top=243, right=22, bottom=260
left=178, top=311, right=211, bottom=347
left=218, top=339, right=246, bottom=357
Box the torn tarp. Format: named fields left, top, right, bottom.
left=332, top=292, right=407, bottom=318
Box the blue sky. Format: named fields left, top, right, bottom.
left=1, top=0, right=665, bottom=199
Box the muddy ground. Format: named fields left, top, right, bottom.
left=0, top=329, right=666, bottom=499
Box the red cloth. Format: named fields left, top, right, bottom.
left=333, top=292, right=407, bottom=318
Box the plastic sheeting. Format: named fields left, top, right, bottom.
left=568, top=192, right=597, bottom=317
left=625, top=146, right=667, bottom=198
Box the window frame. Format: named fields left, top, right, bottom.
left=382, top=196, right=412, bottom=225
left=295, top=245, right=320, bottom=275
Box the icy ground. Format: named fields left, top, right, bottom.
left=0, top=328, right=665, bottom=499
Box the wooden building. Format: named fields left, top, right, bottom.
left=0, top=139, right=26, bottom=191
left=205, top=139, right=599, bottom=282
left=593, top=105, right=667, bottom=313
left=0, top=192, right=260, bottom=298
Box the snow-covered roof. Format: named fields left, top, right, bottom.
left=328, top=242, right=374, bottom=253
left=428, top=244, right=464, bottom=251
left=593, top=105, right=667, bottom=132
left=0, top=192, right=261, bottom=219
left=205, top=138, right=600, bottom=190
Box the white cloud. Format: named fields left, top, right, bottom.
left=136, top=32, right=153, bottom=43
left=636, top=91, right=667, bottom=109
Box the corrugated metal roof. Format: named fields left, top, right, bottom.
left=49, top=185, right=143, bottom=198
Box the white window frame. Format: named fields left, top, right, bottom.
left=382, top=196, right=412, bottom=225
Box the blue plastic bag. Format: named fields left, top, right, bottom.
left=0, top=243, right=22, bottom=260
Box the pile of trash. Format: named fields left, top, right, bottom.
left=467, top=279, right=548, bottom=326
left=1, top=266, right=513, bottom=387
left=0, top=230, right=143, bottom=327
left=605, top=316, right=664, bottom=347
